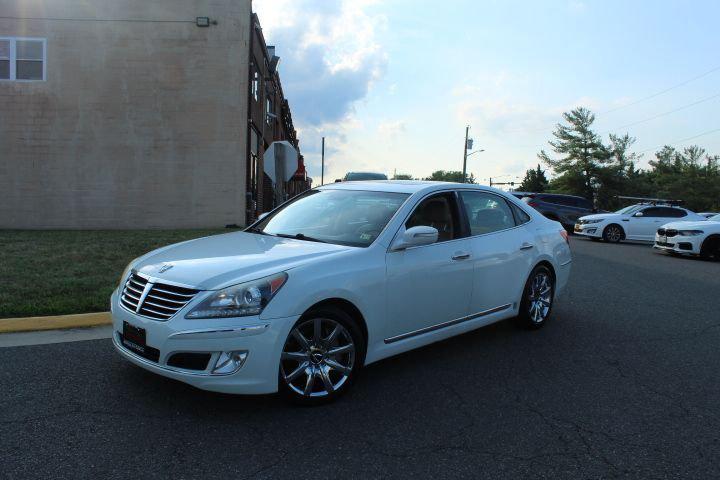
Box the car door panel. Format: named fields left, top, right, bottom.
left=385, top=239, right=474, bottom=340
left=458, top=191, right=534, bottom=316
left=383, top=192, right=473, bottom=342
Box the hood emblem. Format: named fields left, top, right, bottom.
left=158, top=263, right=174, bottom=274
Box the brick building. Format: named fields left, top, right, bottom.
left=0, top=0, right=309, bottom=229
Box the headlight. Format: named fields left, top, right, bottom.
left=583, top=219, right=603, bottom=224
left=678, top=230, right=704, bottom=236
left=185, top=272, right=288, bottom=319
left=119, top=258, right=139, bottom=288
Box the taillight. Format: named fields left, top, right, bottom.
left=559, top=230, right=569, bottom=245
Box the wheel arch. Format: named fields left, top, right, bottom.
left=301, top=297, right=369, bottom=350
left=603, top=222, right=626, bottom=239
left=701, top=234, right=720, bottom=257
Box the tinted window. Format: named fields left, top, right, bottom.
left=538, top=195, right=563, bottom=205
left=575, top=198, right=593, bottom=209
left=459, top=191, right=516, bottom=235
left=665, top=208, right=687, bottom=218
left=641, top=207, right=684, bottom=218
left=511, top=204, right=532, bottom=224
left=406, top=193, right=460, bottom=242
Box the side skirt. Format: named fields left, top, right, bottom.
left=384, top=304, right=513, bottom=344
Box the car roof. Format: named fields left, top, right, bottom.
left=318, top=180, right=505, bottom=195
left=535, top=193, right=588, bottom=200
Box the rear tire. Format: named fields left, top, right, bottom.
left=278, top=306, right=364, bottom=405
left=602, top=224, right=624, bottom=243
left=516, top=265, right=555, bottom=330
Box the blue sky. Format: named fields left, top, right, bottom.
left=255, top=0, right=720, bottom=186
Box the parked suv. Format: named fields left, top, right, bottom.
left=511, top=193, right=594, bottom=231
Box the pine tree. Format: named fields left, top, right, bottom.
left=539, top=107, right=611, bottom=200
left=518, top=164, right=549, bottom=192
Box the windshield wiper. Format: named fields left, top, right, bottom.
left=275, top=233, right=328, bottom=243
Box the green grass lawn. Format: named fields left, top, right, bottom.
left=0, top=229, right=227, bottom=318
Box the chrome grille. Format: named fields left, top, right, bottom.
left=120, top=273, right=198, bottom=320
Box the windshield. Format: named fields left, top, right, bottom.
left=250, top=189, right=409, bottom=247
left=615, top=204, right=645, bottom=215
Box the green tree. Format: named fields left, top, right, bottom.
left=392, top=173, right=414, bottom=180
left=425, top=170, right=476, bottom=183
left=518, top=164, right=549, bottom=192
left=647, top=145, right=720, bottom=211
left=539, top=107, right=611, bottom=200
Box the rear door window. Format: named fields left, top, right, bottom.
left=459, top=191, right=516, bottom=235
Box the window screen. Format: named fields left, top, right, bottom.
left=0, top=40, right=9, bottom=80
left=16, top=39, right=44, bottom=80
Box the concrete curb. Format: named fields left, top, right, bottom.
left=0, top=312, right=111, bottom=334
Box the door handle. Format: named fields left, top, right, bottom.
left=520, top=242, right=534, bottom=250
left=451, top=252, right=471, bottom=260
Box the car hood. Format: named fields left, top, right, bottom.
left=660, top=220, right=711, bottom=230
left=133, top=231, right=352, bottom=290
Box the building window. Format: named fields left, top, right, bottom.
left=266, top=96, right=274, bottom=125
left=0, top=37, right=46, bottom=81
left=251, top=70, right=259, bottom=101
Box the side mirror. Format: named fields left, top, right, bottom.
left=258, top=212, right=270, bottom=221
left=633, top=212, right=644, bottom=217
left=391, top=225, right=439, bottom=250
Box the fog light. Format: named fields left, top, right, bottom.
left=212, top=350, right=248, bottom=375
left=587, top=228, right=597, bottom=234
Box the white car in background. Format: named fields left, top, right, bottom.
left=654, top=213, right=720, bottom=259
left=111, top=181, right=571, bottom=404
left=574, top=204, right=706, bottom=242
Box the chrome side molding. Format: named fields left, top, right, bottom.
left=384, top=304, right=512, bottom=344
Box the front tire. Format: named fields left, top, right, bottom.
left=278, top=306, right=364, bottom=405
left=602, top=224, right=624, bottom=243
left=516, top=265, right=555, bottom=329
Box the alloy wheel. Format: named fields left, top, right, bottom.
left=528, top=272, right=553, bottom=324
left=605, top=225, right=623, bottom=242
left=280, top=318, right=356, bottom=398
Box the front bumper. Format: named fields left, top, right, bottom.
left=574, top=223, right=602, bottom=237
left=111, top=290, right=299, bottom=394
left=653, top=235, right=702, bottom=255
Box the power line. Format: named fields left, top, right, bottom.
left=599, top=64, right=720, bottom=115
left=599, top=91, right=720, bottom=134
left=636, top=128, right=720, bottom=154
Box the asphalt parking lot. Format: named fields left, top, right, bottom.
left=1, top=238, right=719, bottom=479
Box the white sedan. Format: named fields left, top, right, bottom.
left=574, top=204, right=705, bottom=242
left=654, top=213, right=720, bottom=259
left=112, top=181, right=571, bottom=404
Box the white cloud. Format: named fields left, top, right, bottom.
left=254, top=0, right=386, bottom=127
left=377, top=120, right=406, bottom=139
left=253, top=0, right=388, bottom=182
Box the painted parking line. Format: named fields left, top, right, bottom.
left=0, top=325, right=114, bottom=348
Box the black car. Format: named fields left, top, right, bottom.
left=511, top=192, right=595, bottom=231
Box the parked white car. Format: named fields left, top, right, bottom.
left=112, top=181, right=571, bottom=404
left=574, top=204, right=705, bottom=242
left=654, top=213, right=720, bottom=259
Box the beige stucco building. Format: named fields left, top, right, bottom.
left=0, top=0, right=305, bottom=229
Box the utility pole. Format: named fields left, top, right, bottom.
left=321, top=137, right=325, bottom=186
left=462, top=125, right=469, bottom=183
